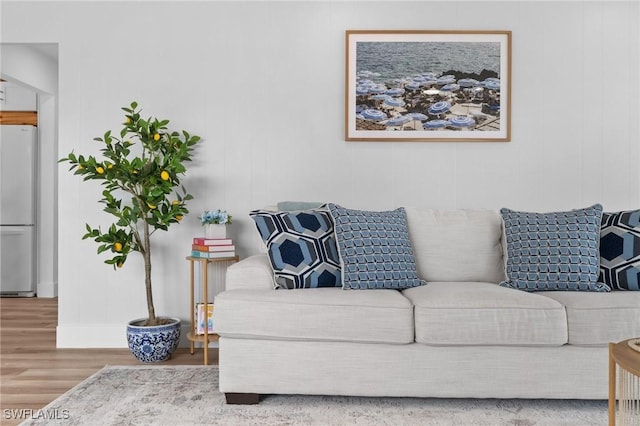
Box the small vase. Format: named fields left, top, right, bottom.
left=204, top=224, right=226, bottom=239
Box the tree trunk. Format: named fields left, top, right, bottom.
left=143, top=219, right=157, bottom=326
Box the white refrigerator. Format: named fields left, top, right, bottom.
left=0, top=125, right=37, bottom=296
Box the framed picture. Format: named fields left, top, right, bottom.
left=345, top=30, right=511, bottom=142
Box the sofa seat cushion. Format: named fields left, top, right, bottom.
left=539, top=291, right=640, bottom=345
left=403, top=282, right=568, bottom=346
left=213, top=288, right=414, bottom=344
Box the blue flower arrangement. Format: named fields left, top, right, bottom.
left=200, top=209, right=233, bottom=225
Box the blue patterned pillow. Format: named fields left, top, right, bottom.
left=599, top=210, right=640, bottom=291
left=250, top=208, right=341, bottom=289
left=327, top=204, right=426, bottom=290
left=500, top=204, right=610, bottom=292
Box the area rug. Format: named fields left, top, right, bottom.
left=20, top=365, right=607, bottom=426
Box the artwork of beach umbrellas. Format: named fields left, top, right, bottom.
left=386, top=115, right=411, bottom=127
left=368, top=85, right=388, bottom=94
left=458, top=78, right=480, bottom=88
left=437, top=75, right=456, bottom=85
left=472, top=86, right=485, bottom=101
left=393, top=78, right=412, bottom=85
left=424, top=120, right=451, bottom=129
left=449, top=116, right=476, bottom=128
left=440, top=84, right=460, bottom=92
left=428, top=101, right=452, bottom=115
left=358, top=70, right=380, bottom=78
left=361, top=109, right=388, bottom=121
left=386, top=88, right=405, bottom=96
left=412, top=76, right=440, bottom=87
left=482, top=79, right=501, bottom=90
left=406, top=112, right=428, bottom=121
left=354, top=67, right=499, bottom=134
left=383, top=97, right=406, bottom=108
left=358, top=79, right=375, bottom=88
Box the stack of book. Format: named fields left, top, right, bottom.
left=191, top=237, right=236, bottom=259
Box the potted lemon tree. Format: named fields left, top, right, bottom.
left=60, top=101, right=201, bottom=362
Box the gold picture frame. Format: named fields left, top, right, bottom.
left=345, top=30, right=511, bottom=142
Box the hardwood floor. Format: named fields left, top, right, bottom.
left=0, top=297, right=215, bottom=426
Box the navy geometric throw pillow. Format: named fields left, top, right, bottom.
left=328, top=204, right=426, bottom=290
left=250, top=208, right=341, bottom=289
left=599, top=210, right=640, bottom=291
left=499, top=204, right=610, bottom=292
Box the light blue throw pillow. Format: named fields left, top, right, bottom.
left=327, top=204, right=426, bottom=290
left=500, top=204, right=610, bottom=292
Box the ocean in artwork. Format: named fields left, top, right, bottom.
left=356, top=42, right=501, bottom=81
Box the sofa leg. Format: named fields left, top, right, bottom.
left=225, top=392, right=261, bottom=405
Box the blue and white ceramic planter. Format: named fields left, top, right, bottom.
left=126, top=318, right=181, bottom=363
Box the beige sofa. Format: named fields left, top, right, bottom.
left=213, top=208, right=640, bottom=404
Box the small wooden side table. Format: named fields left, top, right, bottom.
left=185, top=255, right=238, bottom=365
left=609, top=339, right=640, bottom=425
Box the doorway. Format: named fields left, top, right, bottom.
left=0, top=43, right=59, bottom=298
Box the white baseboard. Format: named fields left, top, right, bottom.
left=37, top=281, right=57, bottom=298
left=56, top=324, right=215, bottom=349
left=57, top=324, right=129, bottom=348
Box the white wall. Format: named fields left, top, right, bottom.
left=2, top=1, right=638, bottom=347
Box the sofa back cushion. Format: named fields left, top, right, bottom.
left=404, top=208, right=506, bottom=283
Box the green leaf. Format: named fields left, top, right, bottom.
left=63, top=101, right=200, bottom=287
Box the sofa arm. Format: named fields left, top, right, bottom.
left=226, top=254, right=274, bottom=291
